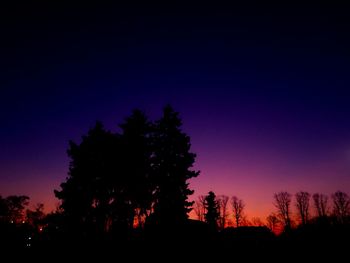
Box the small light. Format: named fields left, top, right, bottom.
left=22, top=220, right=25, bottom=224
left=28, top=237, right=32, bottom=240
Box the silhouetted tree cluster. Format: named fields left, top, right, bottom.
left=194, top=189, right=350, bottom=234
left=54, top=106, right=199, bottom=239
left=26, top=203, right=45, bottom=229
left=272, top=190, right=350, bottom=233
left=0, top=194, right=46, bottom=250
left=195, top=193, right=246, bottom=229
left=0, top=195, right=29, bottom=224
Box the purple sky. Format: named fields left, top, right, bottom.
left=1, top=3, right=350, bottom=220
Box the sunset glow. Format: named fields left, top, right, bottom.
left=1, top=3, right=350, bottom=224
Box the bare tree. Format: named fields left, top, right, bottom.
left=217, top=195, right=229, bottom=229
left=332, top=191, right=350, bottom=224
left=231, top=196, right=245, bottom=227
left=295, top=191, right=310, bottom=225
left=273, top=191, right=292, bottom=230
left=193, top=195, right=207, bottom=221
left=313, top=193, right=328, bottom=218
left=199, top=195, right=206, bottom=221
left=266, top=213, right=279, bottom=233
left=194, top=200, right=204, bottom=221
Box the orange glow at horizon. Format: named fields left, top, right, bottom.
left=1, top=138, right=349, bottom=223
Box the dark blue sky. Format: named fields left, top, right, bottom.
left=1, top=2, right=350, bottom=216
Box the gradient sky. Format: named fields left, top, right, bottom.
left=1, top=2, right=350, bottom=220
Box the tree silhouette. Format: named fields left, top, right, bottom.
left=119, top=109, right=154, bottom=228
left=332, top=191, right=350, bottom=224
left=151, top=105, right=200, bottom=225
left=193, top=195, right=206, bottom=222
left=194, top=200, right=204, bottom=222
left=217, top=195, right=229, bottom=229
left=26, top=203, right=45, bottom=228
left=232, top=196, right=245, bottom=227
left=55, top=106, right=200, bottom=238
left=204, top=191, right=219, bottom=230
left=313, top=193, right=328, bottom=218
left=5, top=195, right=29, bottom=224
left=295, top=191, right=310, bottom=226
left=55, top=121, right=120, bottom=236
left=266, top=213, right=279, bottom=233
left=199, top=195, right=206, bottom=220
left=273, top=192, right=292, bottom=230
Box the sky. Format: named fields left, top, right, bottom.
left=1, top=2, right=350, bottom=220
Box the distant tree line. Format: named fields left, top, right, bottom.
left=273, top=190, right=350, bottom=231
left=194, top=190, right=350, bottom=233
left=0, top=194, right=45, bottom=249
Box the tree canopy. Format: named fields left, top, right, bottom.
left=54, top=106, right=199, bottom=236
